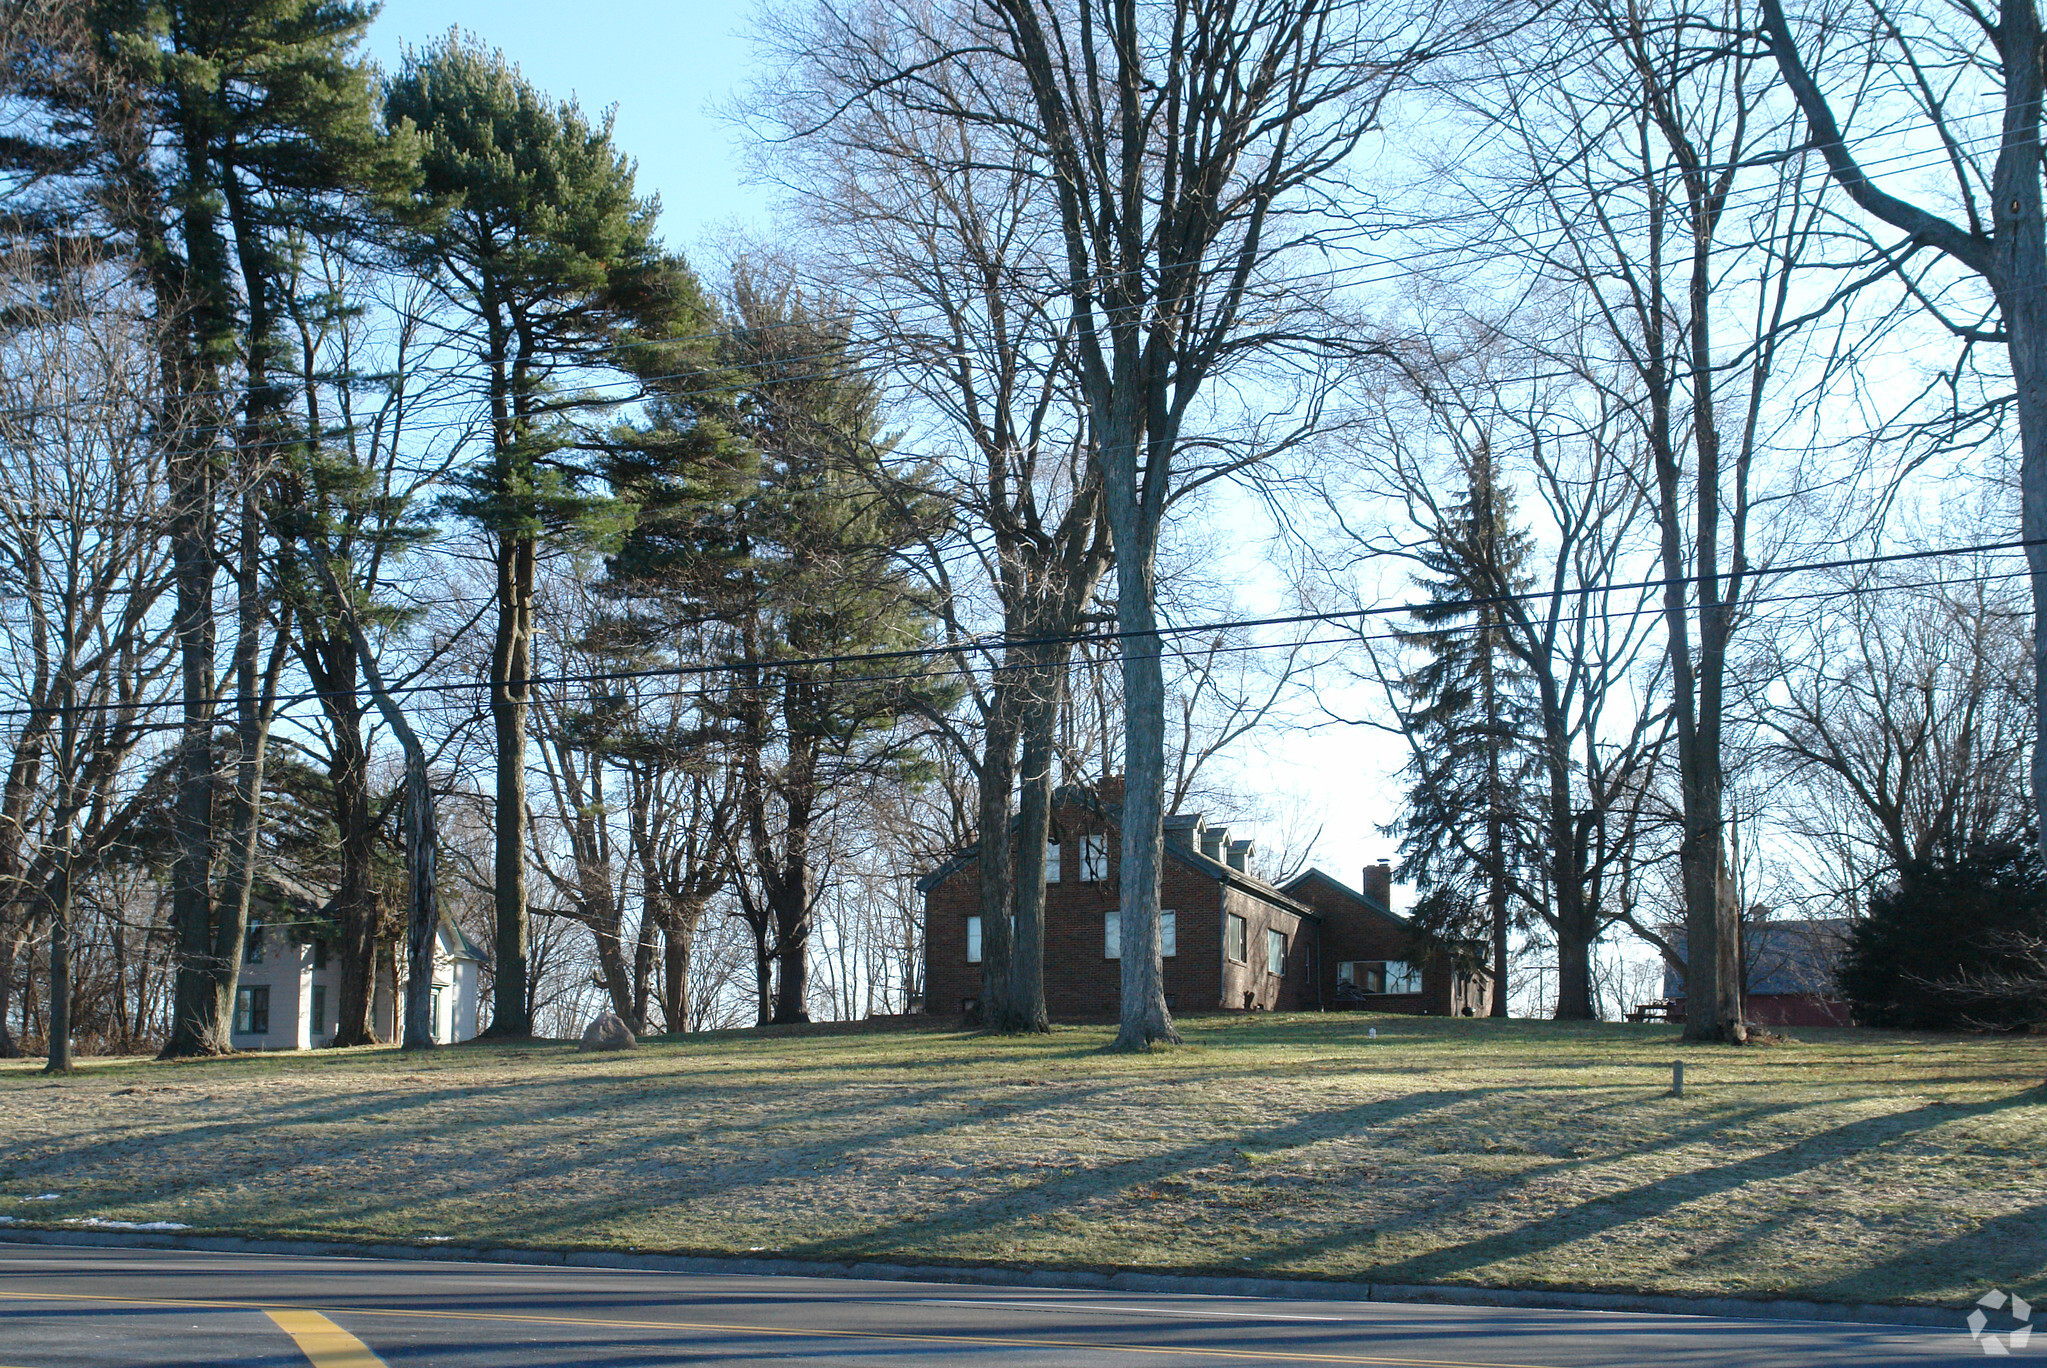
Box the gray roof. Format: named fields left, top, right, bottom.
left=1661, top=918, right=1850, bottom=998
left=439, top=917, right=489, bottom=963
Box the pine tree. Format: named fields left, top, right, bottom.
left=81, top=0, right=409, bottom=1056
left=1389, top=445, right=1536, bottom=1016
left=384, top=35, right=715, bottom=1036
left=607, top=269, right=955, bottom=1024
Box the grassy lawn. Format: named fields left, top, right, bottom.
left=1, top=1013, right=2042, bottom=1308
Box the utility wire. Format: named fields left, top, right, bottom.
left=0, top=535, right=2034, bottom=724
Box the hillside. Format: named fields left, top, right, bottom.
left=2, top=1014, right=2040, bottom=1308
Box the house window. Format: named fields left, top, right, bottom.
left=1338, top=960, right=1422, bottom=994
left=1046, top=838, right=1062, bottom=883
left=311, top=985, right=326, bottom=1034
left=312, top=939, right=327, bottom=970
left=234, top=985, right=270, bottom=1035
left=966, top=915, right=983, bottom=963
left=1108, top=911, right=1175, bottom=960
left=1079, top=833, right=1108, bottom=881
left=1226, top=913, right=1248, bottom=964
left=243, top=925, right=263, bottom=965
left=432, top=987, right=445, bottom=1041
left=1267, top=928, right=1286, bottom=977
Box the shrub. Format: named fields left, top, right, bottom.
left=1840, top=840, right=2047, bottom=1030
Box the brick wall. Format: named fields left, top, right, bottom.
left=1286, top=868, right=1470, bottom=1017
left=922, top=793, right=1316, bottom=1020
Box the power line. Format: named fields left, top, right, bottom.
left=0, top=534, right=2033, bottom=724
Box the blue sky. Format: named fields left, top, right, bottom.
left=365, top=0, right=773, bottom=249
left=360, top=0, right=1406, bottom=918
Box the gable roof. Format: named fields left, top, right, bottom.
left=1281, top=866, right=1410, bottom=933
left=917, top=782, right=1314, bottom=918
left=438, top=917, right=489, bottom=963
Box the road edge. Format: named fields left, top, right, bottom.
left=0, top=1226, right=1962, bottom=1331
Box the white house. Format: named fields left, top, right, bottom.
left=230, top=918, right=485, bottom=1050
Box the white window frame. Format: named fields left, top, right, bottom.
left=1226, top=913, right=1248, bottom=964
left=1046, top=838, right=1062, bottom=883
left=1267, top=928, right=1286, bottom=977
left=966, top=915, right=983, bottom=963
left=1079, top=833, right=1108, bottom=882
left=1107, top=910, right=1174, bottom=960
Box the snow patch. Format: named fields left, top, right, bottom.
left=66, top=1218, right=190, bottom=1232
left=25, top=1194, right=60, bottom=1201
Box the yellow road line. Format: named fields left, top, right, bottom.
left=264, top=1308, right=389, bottom=1368
left=0, top=1288, right=1549, bottom=1368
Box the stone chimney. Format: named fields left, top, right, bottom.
left=1362, top=860, right=1393, bottom=907
left=1200, top=826, right=1229, bottom=861
left=1227, top=838, right=1255, bottom=874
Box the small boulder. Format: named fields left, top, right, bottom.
left=579, top=1010, right=636, bottom=1052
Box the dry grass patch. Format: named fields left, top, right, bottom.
left=1, top=1014, right=2041, bottom=1307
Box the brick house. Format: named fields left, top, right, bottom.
left=920, top=782, right=1486, bottom=1020
left=1283, top=865, right=1488, bottom=1017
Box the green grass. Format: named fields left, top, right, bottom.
left=2, top=1013, right=2042, bottom=1308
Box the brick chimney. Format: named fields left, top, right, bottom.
left=1362, top=860, right=1393, bottom=907
left=1092, top=775, right=1126, bottom=807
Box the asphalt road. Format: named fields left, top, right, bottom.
left=0, top=1243, right=2009, bottom=1367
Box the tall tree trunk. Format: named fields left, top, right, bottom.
left=1107, top=476, right=1178, bottom=1049
left=400, top=744, right=438, bottom=1051
left=486, top=530, right=534, bottom=1036
left=1482, top=618, right=1510, bottom=1018
left=750, top=917, right=772, bottom=1027
left=328, top=715, right=380, bottom=1047
left=208, top=495, right=286, bottom=1052
left=630, top=903, right=658, bottom=1036
left=0, top=929, right=21, bottom=1058
left=662, top=905, right=695, bottom=1033
left=43, top=882, right=69, bottom=1072
left=770, top=851, right=812, bottom=1025
left=161, top=447, right=220, bottom=1057
left=1006, top=652, right=1063, bottom=1033
left=976, top=685, right=1021, bottom=1027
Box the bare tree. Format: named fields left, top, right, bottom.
left=1760, top=0, right=2047, bottom=863
left=1761, top=560, right=2032, bottom=913
left=1429, top=0, right=1838, bottom=1039
left=0, top=241, right=176, bottom=1064
left=797, top=0, right=1457, bottom=1048
left=749, top=26, right=1111, bottom=1032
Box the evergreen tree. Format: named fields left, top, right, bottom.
left=607, top=270, right=954, bottom=1024
left=1388, top=446, right=1536, bottom=1016
left=81, top=0, right=409, bottom=1056
left=384, top=35, right=715, bottom=1036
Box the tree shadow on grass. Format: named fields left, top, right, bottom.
left=1269, top=1088, right=2041, bottom=1302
